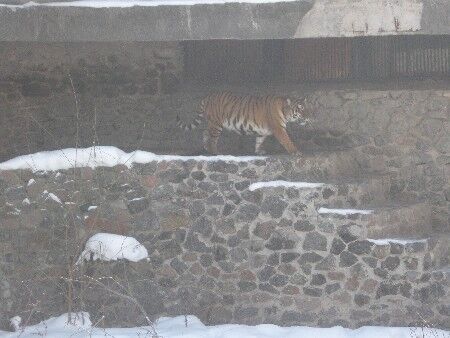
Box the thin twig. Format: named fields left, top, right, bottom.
left=80, top=275, right=158, bottom=336
left=68, top=73, right=80, bottom=170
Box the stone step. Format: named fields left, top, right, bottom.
left=245, top=179, right=431, bottom=238
left=363, top=238, right=434, bottom=270
left=247, top=174, right=420, bottom=214
left=366, top=203, right=432, bottom=239
left=315, top=202, right=432, bottom=239
left=316, top=175, right=405, bottom=207
left=429, top=233, right=450, bottom=269
left=262, top=149, right=388, bottom=181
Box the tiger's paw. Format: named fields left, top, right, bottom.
left=289, top=151, right=302, bottom=157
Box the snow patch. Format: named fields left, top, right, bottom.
left=367, top=238, right=428, bottom=246
left=0, top=146, right=265, bottom=172
left=0, top=312, right=448, bottom=338
left=0, top=0, right=299, bottom=9
left=249, top=181, right=325, bottom=191
left=318, top=207, right=374, bottom=215
left=4, top=313, right=91, bottom=337
left=9, top=316, right=21, bottom=332
left=6, top=205, right=21, bottom=216
left=87, top=205, right=97, bottom=211
left=296, top=0, right=423, bottom=38
left=26, top=178, right=35, bottom=186
left=129, top=197, right=146, bottom=202
left=22, top=198, right=30, bottom=206
left=76, top=233, right=149, bottom=264
left=43, top=190, right=62, bottom=204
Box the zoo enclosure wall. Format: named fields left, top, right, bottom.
left=0, top=35, right=449, bottom=330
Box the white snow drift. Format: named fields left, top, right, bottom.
left=0, top=146, right=265, bottom=172
left=0, top=312, right=448, bottom=338
left=367, top=238, right=428, bottom=246
left=249, top=180, right=325, bottom=191
left=318, top=207, right=374, bottom=215
left=76, top=233, right=149, bottom=264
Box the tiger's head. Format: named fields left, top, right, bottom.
left=284, top=97, right=311, bottom=125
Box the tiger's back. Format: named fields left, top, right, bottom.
left=202, top=92, right=283, bottom=137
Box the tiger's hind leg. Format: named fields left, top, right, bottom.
left=255, top=136, right=268, bottom=155
left=202, top=130, right=209, bottom=152
left=204, top=126, right=222, bottom=155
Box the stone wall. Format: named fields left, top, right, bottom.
left=304, top=87, right=450, bottom=234
left=0, top=157, right=448, bottom=331
left=0, top=41, right=183, bottom=159
left=0, top=41, right=449, bottom=331
left=0, top=42, right=448, bottom=233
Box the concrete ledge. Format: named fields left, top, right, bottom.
left=0, top=2, right=311, bottom=41
left=0, top=0, right=449, bottom=42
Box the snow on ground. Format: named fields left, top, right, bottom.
left=8, top=317, right=21, bottom=332
left=249, top=181, right=325, bottom=191
left=3, top=313, right=92, bottom=338
left=0, top=312, right=448, bottom=338
left=76, top=233, right=149, bottom=264
left=367, top=238, right=428, bottom=246
left=0, top=0, right=298, bottom=9
left=318, top=207, right=374, bottom=215
left=0, top=146, right=265, bottom=172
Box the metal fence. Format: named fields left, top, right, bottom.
left=183, top=35, right=450, bottom=83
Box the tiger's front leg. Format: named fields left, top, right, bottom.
left=255, top=136, right=268, bottom=155
left=273, top=127, right=299, bottom=155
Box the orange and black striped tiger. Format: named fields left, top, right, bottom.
left=177, top=92, right=310, bottom=155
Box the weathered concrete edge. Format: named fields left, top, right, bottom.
left=0, top=2, right=311, bottom=42
left=0, top=1, right=449, bottom=42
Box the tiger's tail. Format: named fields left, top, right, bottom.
left=176, top=98, right=207, bottom=131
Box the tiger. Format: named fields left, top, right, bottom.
left=176, top=91, right=310, bottom=155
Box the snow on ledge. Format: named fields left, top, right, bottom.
left=249, top=181, right=325, bottom=191
left=0, top=0, right=299, bottom=9
left=0, top=146, right=265, bottom=172
left=1, top=312, right=449, bottom=338
left=318, top=207, right=374, bottom=215
left=367, top=238, right=428, bottom=246
left=76, top=233, right=149, bottom=264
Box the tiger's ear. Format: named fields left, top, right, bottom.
left=286, top=98, right=291, bottom=106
